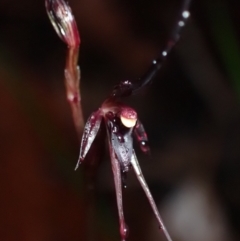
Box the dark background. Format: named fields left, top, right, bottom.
left=0, top=0, right=240, bottom=240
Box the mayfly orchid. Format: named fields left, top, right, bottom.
left=75, top=98, right=171, bottom=241
left=45, top=0, right=191, bottom=240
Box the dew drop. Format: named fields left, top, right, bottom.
left=141, top=141, right=146, bottom=146
left=117, top=134, right=124, bottom=143
left=121, top=171, right=127, bottom=188
left=162, top=51, right=167, bottom=56
left=178, top=21, right=185, bottom=27
left=120, top=223, right=129, bottom=239
left=112, top=126, right=118, bottom=133
left=123, top=80, right=130, bottom=85
left=182, top=10, right=190, bottom=19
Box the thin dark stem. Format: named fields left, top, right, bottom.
left=111, top=0, right=191, bottom=98
left=133, top=0, right=191, bottom=92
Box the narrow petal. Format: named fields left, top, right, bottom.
left=75, top=110, right=102, bottom=170
left=133, top=119, right=150, bottom=154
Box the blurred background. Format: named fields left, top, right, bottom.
left=0, top=0, right=240, bottom=240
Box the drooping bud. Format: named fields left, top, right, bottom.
left=45, top=0, right=80, bottom=47
left=120, top=108, right=137, bottom=128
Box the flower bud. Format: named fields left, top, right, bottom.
left=45, top=0, right=80, bottom=47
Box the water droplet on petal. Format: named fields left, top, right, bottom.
left=121, top=171, right=127, bottom=188
left=120, top=223, right=129, bottom=239
left=112, top=126, right=118, bottom=133
left=117, top=134, right=124, bottom=143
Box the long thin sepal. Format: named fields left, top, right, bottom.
left=107, top=132, right=128, bottom=241
left=75, top=110, right=102, bottom=170
left=131, top=150, right=172, bottom=241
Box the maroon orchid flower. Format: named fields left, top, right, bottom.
left=75, top=99, right=149, bottom=170
left=74, top=97, right=173, bottom=241
left=73, top=0, right=191, bottom=237
left=45, top=0, right=191, bottom=240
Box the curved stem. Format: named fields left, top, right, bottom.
left=133, top=0, right=191, bottom=93
left=111, top=0, right=192, bottom=98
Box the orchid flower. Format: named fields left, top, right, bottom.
left=45, top=0, right=191, bottom=240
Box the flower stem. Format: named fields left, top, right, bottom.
left=64, top=46, right=84, bottom=138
